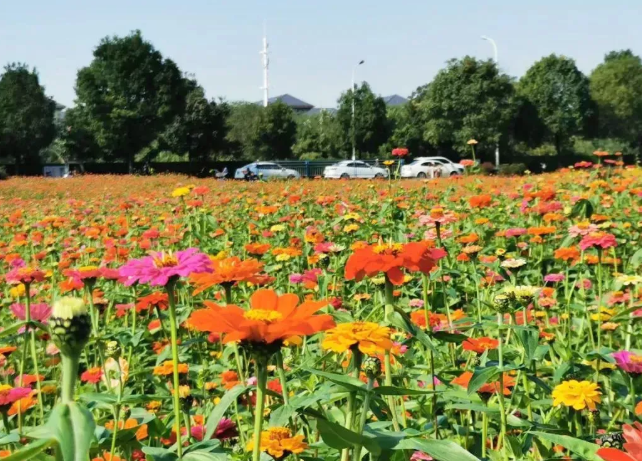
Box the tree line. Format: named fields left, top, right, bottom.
left=1, top=30, right=641, bottom=172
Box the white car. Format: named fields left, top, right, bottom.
left=400, top=157, right=464, bottom=178
left=323, top=160, right=388, bottom=179
left=234, top=162, right=300, bottom=180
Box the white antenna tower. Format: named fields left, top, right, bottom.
left=260, top=24, right=269, bottom=107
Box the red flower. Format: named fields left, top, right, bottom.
left=462, top=337, right=499, bottom=354
left=579, top=232, right=617, bottom=251
left=345, top=242, right=446, bottom=286
left=392, top=148, right=409, bottom=158
left=81, top=367, right=103, bottom=384
left=598, top=421, right=642, bottom=461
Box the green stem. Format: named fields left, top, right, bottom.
left=497, top=313, right=507, bottom=460
left=61, top=353, right=80, bottom=404
left=341, top=350, right=363, bottom=461
left=166, top=283, right=183, bottom=458
left=276, top=351, right=289, bottom=406
left=352, top=377, right=375, bottom=461
left=251, top=357, right=268, bottom=461
left=109, top=405, right=121, bottom=460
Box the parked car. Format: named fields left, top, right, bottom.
left=323, top=160, right=388, bottom=179
left=400, top=157, right=464, bottom=178
left=234, top=162, right=300, bottom=180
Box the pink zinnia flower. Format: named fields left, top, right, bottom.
left=119, top=248, right=213, bottom=286
left=579, top=232, right=617, bottom=251
left=5, top=266, right=45, bottom=285
left=409, top=299, right=424, bottom=308
left=569, top=223, right=599, bottom=238
left=505, top=228, right=527, bottom=238
left=214, top=418, right=238, bottom=440
left=410, top=452, right=433, bottom=461
left=544, top=273, right=565, bottom=283
left=10, top=303, right=51, bottom=332
left=0, top=387, right=32, bottom=407
left=613, top=351, right=642, bottom=374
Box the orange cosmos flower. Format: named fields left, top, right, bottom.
left=462, top=337, right=499, bottom=354
left=188, top=289, right=335, bottom=345
left=345, top=242, right=446, bottom=286
left=190, top=257, right=264, bottom=295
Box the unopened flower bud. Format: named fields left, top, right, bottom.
left=49, top=297, right=91, bottom=356
left=363, top=357, right=382, bottom=380
left=492, top=294, right=512, bottom=313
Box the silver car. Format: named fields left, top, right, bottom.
left=323, top=160, right=388, bottom=179
left=234, top=162, right=300, bottom=180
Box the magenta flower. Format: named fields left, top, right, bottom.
left=613, top=350, right=642, bottom=374
left=10, top=303, right=51, bottom=332
left=569, top=223, right=599, bottom=238
left=544, top=273, right=565, bottom=283
left=5, top=266, right=45, bottom=285
left=0, top=387, right=32, bottom=407
left=119, top=248, right=213, bottom=287
left=505, top=228, right=527, bottom=238
left=410, top=452, right=433, bottom=461
left=579, top=232, right=617, bottom=251
left=214, top=418, right=238, bottom=440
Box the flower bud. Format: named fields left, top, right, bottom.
left=363, top=357, right=382, bottom=380
left=49, top=297, right=91, bottom=356
left=492, top=294, right=512, bottom=313
left=105, top=341, right=121, bottom=359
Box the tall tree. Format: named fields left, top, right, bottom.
left=225, top=102, right=264, bottom=160
left=75, top=31, right=189, bottom=171
left=384, top=102, right=430, bottom=157
left=336, top=82, right=388, bottom=158
left=0, top=64, right=56, bottom=172
left=518, top=54, right=593, bottom=154
left=160, top=86, right=230, bottom=161
left=255, top=101, right=297, bottom=160
left=414, top=57, right=515, bottom=159
left=590, top=50, right=642, bottom=155
left=293, top=110, right=342, bottom=159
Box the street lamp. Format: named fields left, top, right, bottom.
left=351, top=60, right=365, bottom=161
left=481, top=36, right=500, bottom=167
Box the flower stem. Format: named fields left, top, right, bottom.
left=352, top=376, right=375, bottom=461
left=496, top=313, right=507, bottom=460
left=251, top=356, right=268, bottom=461
left=61, top=353, right=80, bottom=404
left=166, top=283, right=183, bottom=458
left=341, top=350, right=362, bottom=461
left=275, top=351, right=289, bottom=406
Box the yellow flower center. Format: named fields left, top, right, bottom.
left=0, top=384, right=12, bottom=392
left=430, top=208, right=444, bottom=218
left=373, top=243, right=403, bottom=255
left=79, top=265, right=99, bottom=272
left=266, top=427, right=292, bottom=441
left=244, top=309, right=283, bottom=323
left=153, top=253, right=179, bottom=268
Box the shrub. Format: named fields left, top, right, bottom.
left=0, top=166, right=7, bottom=180
left=480, top=162, right=496, bottom=175
left=498, top=163, right=527, bottom=176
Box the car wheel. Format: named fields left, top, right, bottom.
left=374, top=173, right=384, bottom=179
left=450, top=171, right=461, bottom=176
left=340, top=173, right=350, bottom=179
left=417, top=172, right=427, bottom=178
left=287, top=175, right=296, bottom=180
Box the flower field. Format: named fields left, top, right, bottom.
left=1, top=168, right=642, bottom=461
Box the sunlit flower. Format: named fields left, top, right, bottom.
left=322, top=322, right=393, bottom=355
left=246, top=427, right=307, bottom=459
left=119, top=248, right=213, bottom=286
left=552, top=380, right=601, bottom=410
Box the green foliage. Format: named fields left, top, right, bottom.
left=590, top=49, right=642, bottom=153
left=414, top=57, right=516, bottom=158
left=518, top=54, right=593, bottom=154
left=384, top=103, right=431, bottom=157
left=160, top=86, right=230, bottom=161
left=498, top=163, right=527, bottom=176
left=0, top=165, right=7, bottom=180
left=0, top=63, right=56, bottom=171
left=336, top=82, right=389, bottom=158
left=293, top=110, right=342, bottom=159
left=74, top=31, right=189, bottom=171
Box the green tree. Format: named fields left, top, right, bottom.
left=518, top=54, right=593, bottom=154
left=384, top=102, right=430, bottom=157
left=255, top=101, right=297, bottom=159
left=57, top=106, right=103, bottom=166
left=0, top=63, right=56, bottom=172
left=160, top=86, right=230, bottom=161
left=590, top=49, right=642, bottom=155
left=225, top=102, right=264, bottom=160
left=293, top=110, right=342, bottom=159
left=336, top=82, right=388, bottom=158
left=75, top=31, right=189, bottom=171
left=414, top=57, right=515, bottom=159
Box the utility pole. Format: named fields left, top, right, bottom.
left=351, top=60, right=364, bottom=161
left=481, top=35, right=500, bottom=167
left=260, top=25, right=269, bottom=107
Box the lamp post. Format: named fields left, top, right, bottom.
left=351, top=60, right=365, bottom=160
left=481, top=36, right=500, bottom=167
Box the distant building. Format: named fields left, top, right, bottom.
left=258, top=92, right=407, bottom=115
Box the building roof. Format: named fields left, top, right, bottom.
left=265, top=94, right=314, bottom=110
left=383, top=94, right=408, bottom=106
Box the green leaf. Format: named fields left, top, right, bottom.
left=316, top=418, right=381, bottom=455
left=304, top=368, right=367, bottom=392
left=570, top=198, right=594, bottom=219
left=528, top=431, right=601, bottom=461
left=516, top=328, right=540, bottom=363
left=182, top=451, right=228, bottom=461
left=0, top=322, right=28, bottom=340
left=204, top=385, right=247, bottom=440
left=630, top=248, right=642, bottom=268
left=42, top=402, right=96, bottom=461
left=2, top=438, right=57, bottom=461
left=373, top=386, right=436, bottom=396
left=467, top=366, right=499, bottom=395
left=269, top=404, right=295, bottom=427
left=78, top=393, right=118, bottom=406
left=432, top=331, right=467, bottom=344
left=396, top=438, right=482, bottom=461
left=141, top=446, right=178, bottom=461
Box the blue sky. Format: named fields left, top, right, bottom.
left=0, top=0, right=639, bottom=109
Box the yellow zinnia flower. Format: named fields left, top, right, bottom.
left=322, top=322, right=393, bottom=355
left=246, top=427, right=308, bottom=459
left=552, top=380, right=601, bottom=411
left=171, top=186, right=191, bottom=198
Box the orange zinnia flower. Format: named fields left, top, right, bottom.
left=190, top=257, right=264, bottom=295
left=452, top=371, right=515, bottom=395
left=188, top=289, right=335, bottom=345
left=345, top=242, right=446, bottom=286
left=468, top=195, right=492, bottom=208
left=462, top=337, right=499, bottom=354
left=554, top=247, right=580, bottom=262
